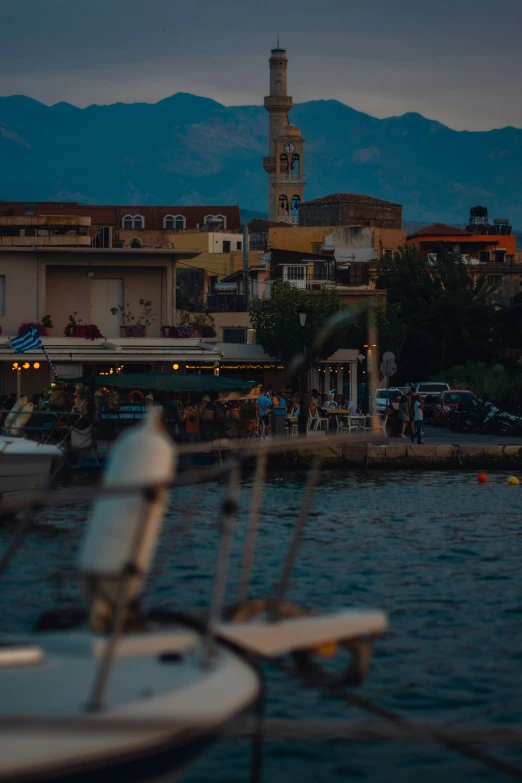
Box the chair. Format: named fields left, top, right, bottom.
left=314, top=409, right=329, bottom=433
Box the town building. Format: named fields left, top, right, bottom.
left=406, top=222, right=516, bottom=263
left=299, top=193, right=403, bottom=230
left=0, top=214, right=92, bottom=247
left=263, top=46, right=306, bottom=224
left=406, top=210, right=522, bottom=308
left=0, top=202, right=241, bottom=248
left=267, top=224, right=405, bottom=258
left=0, top=246, right=223, bottom=398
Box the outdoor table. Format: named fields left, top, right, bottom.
left=325, top=410, right=365, bottom=433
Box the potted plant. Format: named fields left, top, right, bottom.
left=170, top=323, right=194, bottom=338
left=64, top=312, right=103, bottom=340
left=110, top=299, right=156, bottom=337
left=18, top=315, right=53, bottom=337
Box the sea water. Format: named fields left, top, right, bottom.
left=1, top=470, right=522, bottom=781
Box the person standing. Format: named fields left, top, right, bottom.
left=411, top=391, right=424, bottom=444
left=399, top=395, right=410, bottom=438
left=257, top=387, right=272, bottom=438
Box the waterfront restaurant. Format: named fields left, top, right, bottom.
left=0, top=246, right=227, bottom=397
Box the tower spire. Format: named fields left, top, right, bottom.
left=277, top=32, right=280, bottom=48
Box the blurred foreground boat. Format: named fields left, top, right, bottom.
left=0, top=412, right=387, bottom=783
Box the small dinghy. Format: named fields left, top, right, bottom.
left=0, top=412, right=387, bottom=783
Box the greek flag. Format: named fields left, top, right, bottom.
left=10, top=326, right=43, bottom=353
left=10, top=326, right=57, bottom=377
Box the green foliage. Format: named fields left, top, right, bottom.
left=249, top=282, right=353, bottom=365
left=375, top=246, right=498, bottom=380
left=110, top=299, right=156, bottom=327
left=434, top=361, right=522, bottom=409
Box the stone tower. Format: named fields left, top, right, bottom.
left=263, top=46, right=305, bottom=224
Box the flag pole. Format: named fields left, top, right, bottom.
left=16, top=367, right=21, bottom=400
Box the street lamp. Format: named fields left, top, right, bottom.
left=296, top=304, right=311, bottom=436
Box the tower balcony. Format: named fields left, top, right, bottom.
left=264, top=96, right=293, bottom=111
left=263, top=156, right=276, bottom=173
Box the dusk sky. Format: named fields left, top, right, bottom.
left=2, top=0, right=521, bottom=131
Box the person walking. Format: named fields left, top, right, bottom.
left=399, top=395, right=410, bottom=438
left=410, top=391, right=424, bottom=444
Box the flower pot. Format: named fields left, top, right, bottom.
left=121, top=325, right=147, bottom=337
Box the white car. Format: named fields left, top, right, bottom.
left=374, top=388, right=405, bottom=413
left=414, top=382, right=450, bottom=396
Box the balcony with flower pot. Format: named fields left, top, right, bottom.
left=110, top=299, right=156, bottom=338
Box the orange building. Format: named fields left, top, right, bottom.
left=406, top=223, right=516, bottom=263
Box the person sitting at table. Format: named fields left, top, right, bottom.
left=347, top=399, right=357, bottom=415
left=324, top=391, right=338, bottom=410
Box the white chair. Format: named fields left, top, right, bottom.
left=315, top=409, right=329, bottom=433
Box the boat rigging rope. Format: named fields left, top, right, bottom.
left=268, top=658, right=522, bottom=781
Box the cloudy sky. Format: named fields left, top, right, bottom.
left=2, top=0, right=521, bottom=130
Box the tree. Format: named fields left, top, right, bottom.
left=249, top=281, right=354, bottom=366
left=375, top=246, right=498, bottom=380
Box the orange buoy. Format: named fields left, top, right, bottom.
left=477, top=472, right=488, bottom=484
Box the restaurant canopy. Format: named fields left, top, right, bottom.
left=60, top=372, right=258, bottom=393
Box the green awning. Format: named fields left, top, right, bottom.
left=59, top=372, right=258, bottom=393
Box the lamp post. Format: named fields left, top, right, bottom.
left=296, top=304, right=311, bottom=436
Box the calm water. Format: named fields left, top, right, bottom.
left=1, top=469, right=522, bottom=781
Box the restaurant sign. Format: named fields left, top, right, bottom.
left=101, top=404, right=147, bottom=420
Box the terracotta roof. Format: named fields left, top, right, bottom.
left=300, top=192, right=402, bottom=208
left=407, top=223, right=473, bottom=239
left=0, top=202, right=241, bottom=231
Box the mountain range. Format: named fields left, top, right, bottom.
left=0, top=92, right=521, bottom=228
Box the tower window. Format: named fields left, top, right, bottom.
left=278, top=195, right=289, bottom=216
left=291, top=153, right=300, bottom=178
left=279, top=153, right=289, bottom=174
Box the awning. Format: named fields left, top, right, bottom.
left=61, top=372, right=258, bottom=393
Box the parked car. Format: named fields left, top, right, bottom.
left=374, top=388, right=405, bottom=414
left=414, top=382, right=450, bottom=396
left=433, top=390, right=476, bottom=427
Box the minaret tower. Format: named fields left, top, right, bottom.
left=263, top=44, right=305, bottom=224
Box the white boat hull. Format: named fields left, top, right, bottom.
left=0, top=438, right=62, bottom=515
left=0, top=628, right=261, bottom=782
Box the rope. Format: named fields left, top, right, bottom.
left=269, top=659, right=522, bottom=781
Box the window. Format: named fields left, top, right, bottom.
left=24, top=203, right=35, bottom=217
left=0, top=276, right=5, bottom=315
left=222, top=240, right=231, bottom=253
left=494, top=250, right=506, bottom=263
left=130, top=238, right=143, bottom=249
left=236, top=241, right=242, bottom=251
left=479, top=251, right=490, bottom=262
left=123, top=215, right=144, bottom=229
left=291, top=153, right=300, bottom=178
left=278, top=194, right=289, bottom=217
left=164, top=214, right=186, bottom=230
left=204, top=215, right=226, bottom=229
left=487, top=275, right=501, bottom=288
left=312, top=243, right=322, bottom=254
left=222, top=328, right=247, bottom=344
left=279, top=153, right=289, bottom=173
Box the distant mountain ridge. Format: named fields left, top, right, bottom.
left=1, top=92, right=521, bottom=228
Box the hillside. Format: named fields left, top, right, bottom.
left=1, top=93, right=521, bottom=226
